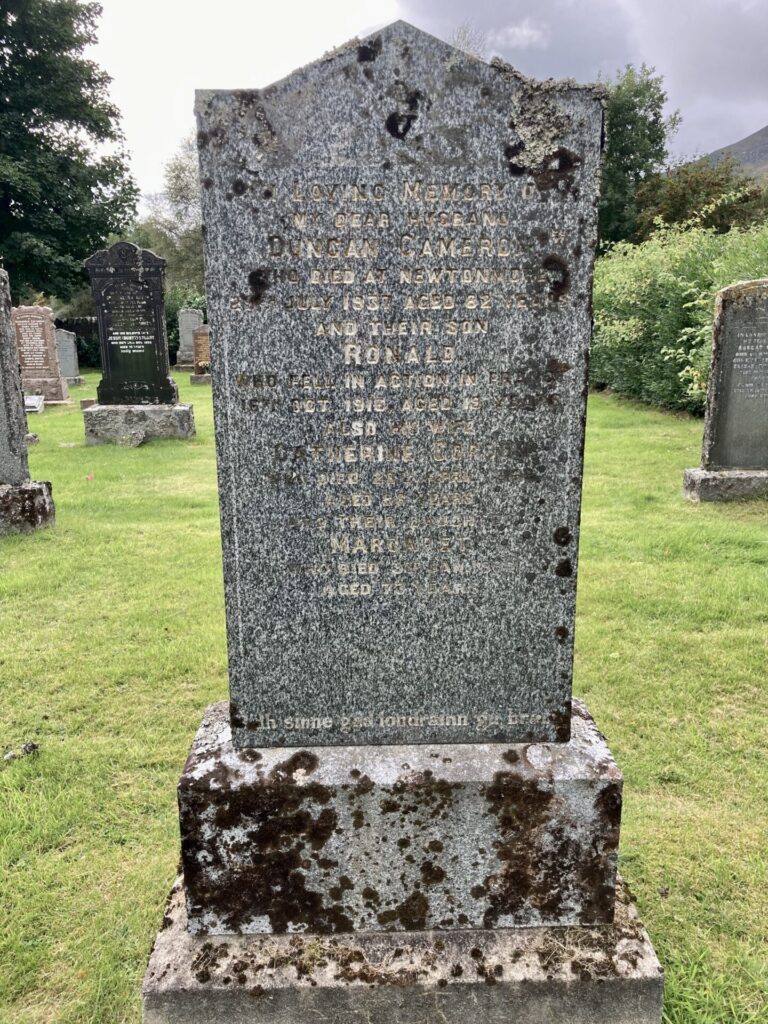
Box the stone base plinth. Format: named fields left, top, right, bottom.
left=83, top=404, right=195, bottom=446
left=64, top=376, right=85, bottom=387
left=190, top=374, right=211, bottom=385
left=143, top=877, right=663, bottom=1024
left=179, top=701, right=621, bottom=935
left=23, top=377, right=69, bottom=402
left=0, top=481, right=55, bottom=534
left=175, top=362, right=194, bottom=373
left=684, top=467, right=768, bottom=502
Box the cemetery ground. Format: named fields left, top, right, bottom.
left=0, top=373, right=765, bottom=1024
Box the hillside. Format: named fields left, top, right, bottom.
left=709, top=122, right=768, bottom=178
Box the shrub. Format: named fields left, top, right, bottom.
left=592, top=215, right=768, bottom=412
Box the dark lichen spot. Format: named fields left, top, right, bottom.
left=428, top=839, right=443, bottom=852
left=420, top=860, right=446, bottom=885
left=470, top=884, right=487, bottom=899
left=270, top=751, right=319, bottom=781
left=553, top=525, right=573, bottom=546
left=385, top=90, right=422, bottom=139
left=532, top=148, right=581, bottom=192
left=232, top=179, right=247, bottom=196
left=248, top=268, right=270, bottom=306
left=555, top=558, right=573, bottom=577
left=542, top=255, right=571, bottom=300
left=438, top=977, right=448, bottom=987
left=451, top=964, right=464, bottom=977
left=470, top=947, right=483, bottom=960
left=555, top=625, right=569, bottom=642
left=546, top=357, right=572, bottom=377
left=357, top=37, right=382, bottom=62
left=202, top=177, right=213, bottom=190
left=376, top=891, right=429, bottom=930
left=349, top=768, right=361, bottom=779
left=262, top=188, right=273, bottom=199
left=504, top=141, right=526, bottom=176
left=397, top=837, right=411, bottom=849
left=502, top=749, right=519, bottom=765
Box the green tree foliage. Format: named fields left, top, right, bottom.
left=599, top=65, right=680, bottom=244
left=592, top=215, right=768, bottom=411
left=122, top=134, right=203, bottom=292
left=0, top=1, right=138, bottom=301
left=634, top=155, right=768, bottom=241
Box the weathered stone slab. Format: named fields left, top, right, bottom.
left=12, top=305, right=69, bottom=402
left=180, top=700, right=620, bottom=935
left=0, top=480, right=55, bottom=535
left=1, top=271, right=29, bottom=487
left=85, top=242, right=178, bottom=405
left=177, top=308, right=204, bottom=369
left=24, top=395, right=44, bottom=414
left=683, top=466, right=768, bottom=502
left=196, top=21, right=604, bottom=748
left=55, top=328, right=84, bottom=385
left=83, top=404, right=195, bottom=446
left=143, top=876, right=663, bottom=1024
left=702, top=279, right=768, bottom=471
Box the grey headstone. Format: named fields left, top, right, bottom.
left=12, top=305, right=69, bottom=402
left=178, top=308, right=204, bottom=366
left=84, top=242, right=178, bottom=405
left=703, top=279, right=768, bottom=470
left=55, top=328, right=81, bottom=382
left=0, top=270, right=29, bottom=486
left=196, top=20, right=603, bottom=748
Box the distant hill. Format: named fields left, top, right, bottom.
left=709, top=123, right=768, bottom=179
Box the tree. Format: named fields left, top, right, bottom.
left=599, top=64, right=680, bottom=244
left=121, top=133, right=204, bottom=291
left=0, top=1, right=138, bottom=302
left=634, top=154, right=768, bottom=241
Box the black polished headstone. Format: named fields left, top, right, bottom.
left=85, top=242, right=178, bottom=405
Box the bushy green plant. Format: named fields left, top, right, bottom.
left=592, top=212, right=768, bottom=412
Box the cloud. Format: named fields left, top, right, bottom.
left=489, top=18, right=549, bottom=51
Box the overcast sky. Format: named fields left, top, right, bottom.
left=90, top=0, right=768, bottom=197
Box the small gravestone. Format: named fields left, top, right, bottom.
left=190, top=324, right=211, bottom=384
left=177, top=308, right=204, bottom=370
left=143, top=23, right=663, bottom=1024
left=685, top=279, right=768, bottom=500
left=12, top=305, right=69, bottom=403
left=82, top=242, right=195, bottom=445
left=0, top=271, right=55, bottom=533
left=55, top=328, right=84, bottom=386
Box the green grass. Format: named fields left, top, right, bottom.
left=1, top=376, right=766, bottom=1023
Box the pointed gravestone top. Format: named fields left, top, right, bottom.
left=197, top=21, right=604, bottom=747
left=85, top=241, right=177, bottom=405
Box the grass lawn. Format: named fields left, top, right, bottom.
left=1, top=372, right=766, bottom=1023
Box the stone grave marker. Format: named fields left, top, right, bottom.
left=143, top=22, right=663, bottom=1024
left=190, top=324, right=211, bottom=384
left=55, top=328, right=84, bottom=386
left=0, top=271, right=55, bottom=533
left=684, top=279, right=768, bottom=500
left=177, top=308, right=204, bottom=370
left=82, top=242, right=195, bottom=445
left=12, top=305, right=69, bottom=403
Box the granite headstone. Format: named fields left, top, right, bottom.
left=684, top=279, right=768, bottom=500
left=85, top=241, right=178, bottom=405
left=55, top=328, right=83, bottom=385
left=196, top=24, right=602, bottom=749
left=177, top=308, right=204, bottom=369
left=12, top=305, right=69, bottom=403
left=0, top=271, right=55, bottom=532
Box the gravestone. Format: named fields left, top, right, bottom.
left=177, top=308, right=204, bottom=370
left=82, top=242, right=195, bottom=445
left=190, top=324, right=211, bottom=384
left=55, top=328, right=84, bottom=386
left=684, top=279, right=768, bottom=500
left=12, top=305, right=69, bottom=402
left=0, top=271, right=55, bottom=533
left=143, top=22, right=663, bottom=1024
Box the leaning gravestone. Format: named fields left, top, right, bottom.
left=190, top=324, right=211, bottom=384
left=12, top=305, right=69, bottom=402
left=0, top=271, right=55, bottom=533
left=177, top=308, right=204, bottom=371
left=684, top=279, right=768, bottom=500
left=143, top=22, right=663, bottom=1024
left=82, top=242, right=195, bottom=446
left=55, top=328, right=84, bottom=386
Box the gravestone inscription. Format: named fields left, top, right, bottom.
left=85, top=242, right=178, bottom=405
left=12, top=306, right=69, bottom=403
left=196, top=24, right=603, bottom=748
left=177, top=308, right=204, bottom=369
left=684, top=279, right=768, bottom=500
